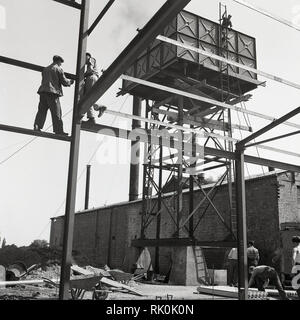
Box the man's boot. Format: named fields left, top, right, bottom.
left=86, top=117, right=96, bottom=125
left=34, top=124, right=41, bottom=132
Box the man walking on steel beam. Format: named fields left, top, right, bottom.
left=33, top=55, right=74, bottom=135
left=81, top=52, right=106, bottom=125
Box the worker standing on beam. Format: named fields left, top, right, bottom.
left=34, top=55, right=74, bottom=135
left=82, top=53, right=106, bottom=125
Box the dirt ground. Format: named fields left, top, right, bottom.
left=1, top=265, right=296, bottom=300
left=0, top=283, right=233, bottom=300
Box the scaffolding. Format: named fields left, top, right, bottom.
left=1, top=0, right=300, bottom=300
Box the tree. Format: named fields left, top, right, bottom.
left=1, top=238, right=6, bottom=248
left=29, top=239, right=49, bottom=249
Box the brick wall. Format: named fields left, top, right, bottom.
left=278, top=172, right=300, bottom=225
left=50, top=172, right=300, bottom=273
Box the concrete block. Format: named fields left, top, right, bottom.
left=208, top=269, right=227, bottom=286
left=169, top=246, right=208, bottom=286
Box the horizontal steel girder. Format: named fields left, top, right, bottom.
left=81, top=122, right=300, bottom=173
left=132, top=238, right=237, bottom=248
left=0, top=55, right=76, bottom=80
left=0, top=123, right=71, bottom=142
left=78, top=0, right=191, bottom=116
left=52, top=0, right=82, bottom=9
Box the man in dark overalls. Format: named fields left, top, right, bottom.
left=34, top=55, right=74, bottom=135
left=83, top=53, right=106, bottom=125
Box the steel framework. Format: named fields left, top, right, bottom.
left=0, top=0, right=192, bottom=299
left=1, top=0, right=300, bottom=301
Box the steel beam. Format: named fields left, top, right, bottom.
left=87, top=0, right=116, bottom=35
left=122, top=75, right=300, bottom=131
left=129, top=97, right=142, bottom=201
left=80, top=123, right=300, bottom=172
left=0, top=124, right=71, bottom=142
left=78, top=0, right=191, bottom=116
left=246, top=130, right=300, bottom=148
left=0, top=55, right=76, bottom=80
left=132, top=238, right=237, bottom=248
left=59, top=0, right=90, bottom=300
left=238, top=106, right=300, bottom=148
left=84, top=165, right=91, bottom=210
left=52, top=0, right=82, bottom=10
left=235, top=150, right=248, bottom=300
left=154, top=143, right=163, bottom=273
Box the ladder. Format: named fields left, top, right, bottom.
left=193, top=246, right=211, bottom=285
left=219, top=3, right=237, bottom=237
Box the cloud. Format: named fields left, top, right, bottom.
left=0, top=5, right=6, bottom=30
left=110, top=0, right=164, bottom=41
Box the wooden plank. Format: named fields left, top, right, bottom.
left=0, top=279, right=52, bottom=286
left=197, top=286, right=268, bottom=299
left=197, top=285, right=298, bottom=299
left=100, top=277, right=144, bottom=296
left=71, top=265, right=94, bottom=276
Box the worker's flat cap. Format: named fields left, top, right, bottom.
left=53, top=55, right=64, bottom=63
left=292, top=236, right=300, bottom=243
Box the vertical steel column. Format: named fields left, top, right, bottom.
left=175, top=96, right=184, bottom=238
left=154, top=143, right=163, bottom=273
left=235, top=147, right=248, bottom=300
left=227, top=109, right=236, bottom=237
left=189, top=130, right=196, bottom=238
left=59, top=0, right=90, bottom=300
left=129, top=96, right=142, bottom=201
left=84, top=164, right=91, bottom=210
left=141, top=102, right=150, bottom=239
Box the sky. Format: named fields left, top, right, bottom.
left=0, top=0, right=300, bottom=246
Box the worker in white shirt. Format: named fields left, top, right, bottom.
left=292, top=236, right=300, bottom=267
left=291, top=236, right=300, bottom=299
left=227, top=247, right=238, bottom=286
